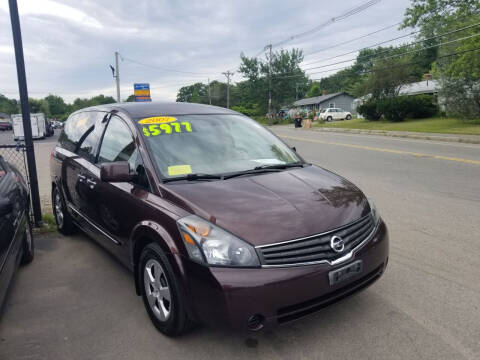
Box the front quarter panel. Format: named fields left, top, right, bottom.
left=130, top=218, right=198, bottom=320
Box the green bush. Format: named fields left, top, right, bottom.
left=358, top=95, right=438, bottom=122
left=377, top=97, right=412, bottom=122
left=231, top=105, right=260, bottom=117
left=409, top=95, right=438, bottom=118
left=380, top=95, right=438, bottom=121
left=357, top=100, right=382, bottom=120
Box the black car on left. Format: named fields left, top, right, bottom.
left=0, top=155, right=34, bottom=310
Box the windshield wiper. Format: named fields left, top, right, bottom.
left=253, top=163, right=305, bottom=170
left=162, top=173, right=223, bottom=183
left=223, top=163, right=305, bottom=180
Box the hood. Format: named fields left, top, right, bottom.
left=164, top=165, right=370, bottom=246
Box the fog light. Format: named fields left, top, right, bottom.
left=247, top=314, right=265, bottom=331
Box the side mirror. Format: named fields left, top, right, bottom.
left=100, top=161, right=134, bottom=182
left=0, top=197, right=13, bottom=216
left=290, top=146, right=297, bottom=152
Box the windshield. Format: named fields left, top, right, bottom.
left=320, top=109, right=326, bottom=113
left=136, top=114, right=300, bottom=178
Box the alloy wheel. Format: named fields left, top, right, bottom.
left=25, top=220, right=33, bottom=252
left=144, top=259, right=171, bottom=322
left=54, top=192, right=64, bottom=229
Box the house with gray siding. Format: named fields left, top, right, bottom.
left=293, top=92, right=355, bottom=112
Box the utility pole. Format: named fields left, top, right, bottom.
left=222, top=71, right=234, bottom=109
left=115, top=51, right=120, bottom=102
left=266, top=44, right=273, bottom=125
left=8, top=0, right=42, bottom=226
left=208, top=78, right=211, bottom=105
left=295, top=83, right=302, bottom=100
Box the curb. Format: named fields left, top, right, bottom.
left=303, top=127, right=480, bottom=145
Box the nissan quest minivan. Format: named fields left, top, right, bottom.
left=50, top=102, right=389, bottom=336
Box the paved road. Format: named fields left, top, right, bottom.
left=1, top=128, right=479, bottom=360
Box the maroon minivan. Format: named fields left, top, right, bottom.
left=50, top=102, right=388, bottom=336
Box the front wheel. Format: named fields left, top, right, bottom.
left=327, top=116, right=333, bottom=122
left=346, top=114, right=352, bottom=120
left=139, top=243, right=189, bottom=336
left=21, top=217, right=34, bottom=265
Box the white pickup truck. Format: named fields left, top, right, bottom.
left=319, top=108, right=352, bottom=121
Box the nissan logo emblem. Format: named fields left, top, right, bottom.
left=330, top=235, right=345, bottom=253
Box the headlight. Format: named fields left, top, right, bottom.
left=368, top=198, right=381, bottom=225
left=177, top=215, right=260, bottom=267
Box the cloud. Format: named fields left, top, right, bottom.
left=0, top=0, right=411, bottom=102
left=0, top=0, right=102, bottom=28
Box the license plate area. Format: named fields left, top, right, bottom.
left=329, top=260, right=363, bottom=286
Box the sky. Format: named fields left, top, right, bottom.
left=0, top=0, right=413, bottom=103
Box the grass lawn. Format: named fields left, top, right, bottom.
left=314, top=117, right=480, bottom=135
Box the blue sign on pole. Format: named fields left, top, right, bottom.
left=134, top=83, right=150, bottom=91
left=134, top=83, right=151, bottom=101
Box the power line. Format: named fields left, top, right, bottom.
left=121, top=55, right=216, bottom=76
left=303, top=30, right=418, bottom=66
left=266, top=44, right=480, bottom=83
left=302, top=10, right=479, bottom=63
left=271, top=0, right=383, bottom=48
left=307, top=46, right=480, bottom=80
left=232, top=4, right=407, bottom=79
left=302, top=22, right=402, bottom=58
left=303, top=21, right=480, bottom=67
left=302, top=32, right=480, bottom=72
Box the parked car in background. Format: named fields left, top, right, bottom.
left=45, top=119, right=54, bottom=137
left=320, top=108, right=352, bottom=121
left=50, top=102, right=388, bottom=336
left=51, top=121, right=64, bottom=129
left=0, top=155, right=34, bottom=309
left=0, top=120, right=12, bottom=131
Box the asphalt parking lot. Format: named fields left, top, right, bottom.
left=0, top=126, right=479, bottom=360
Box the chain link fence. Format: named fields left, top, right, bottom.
left=0, top=144, right=32, bottom=220
left=0, top=144, right=29, bottom=180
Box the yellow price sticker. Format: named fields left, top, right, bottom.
left=142, top=122, right=192, bottom=137
left=168, top=165, right=192, bottom=176
left=138, top=116, right=177, bottom=124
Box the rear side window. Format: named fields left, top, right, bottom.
left=58, top=112, right=96, bottom=152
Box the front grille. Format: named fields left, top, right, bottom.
left=257, top=214, right=375, bottom=266
left=277, top=263, right=384, bottom=323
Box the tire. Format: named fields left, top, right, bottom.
left=21, top=216, right=34, bottom=265
left=139, top=243, right=189, bottom=336
left=327, top=116, right=333, bottom=122
left=52, top=187, right=76, bottom=235
left=346, top=114, right=352, bottom=120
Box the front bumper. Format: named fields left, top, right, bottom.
left=184, top=219, right=389, bottom=331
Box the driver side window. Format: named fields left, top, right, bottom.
left=97, top=116, right=150, bottom=189
left=98, top=116, right=136, bottom=164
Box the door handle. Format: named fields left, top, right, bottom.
left=86, top=178, right=96, bottom=189
left=77, top=174, right=86, bottom=183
